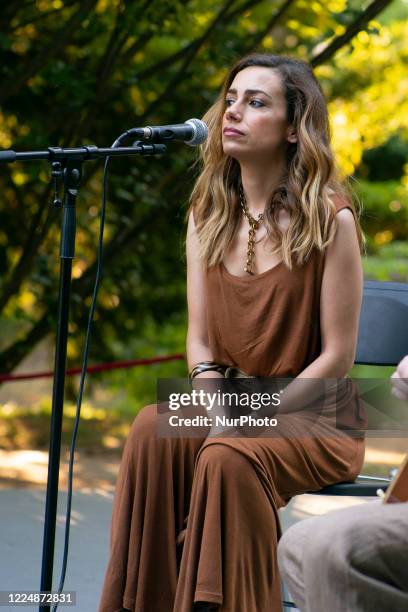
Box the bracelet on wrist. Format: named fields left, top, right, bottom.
left=189, top=361, right=226, bottom=380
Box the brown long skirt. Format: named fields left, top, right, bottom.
left=98, top=404, right=365, bottom=612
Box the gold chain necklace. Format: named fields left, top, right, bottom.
left=239, top=186, right=264, bottom=275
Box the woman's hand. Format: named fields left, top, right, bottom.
left=391, top=355, right=408, bottom=401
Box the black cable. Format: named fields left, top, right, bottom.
left=51, top=131, right=130, bottom=611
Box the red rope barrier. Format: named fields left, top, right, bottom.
left=0, top=353, right=186, bottom=383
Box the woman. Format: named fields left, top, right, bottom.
left=99, top=53, right=366, bottom=612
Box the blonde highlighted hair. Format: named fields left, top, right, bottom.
left=188, top=53, right=363, bottom=268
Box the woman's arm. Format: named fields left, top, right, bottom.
left=277, top=208, right=363, bottom=414
left=300, top=207, right=363, bottom=378
left=186, top=210, right=223, bottom=379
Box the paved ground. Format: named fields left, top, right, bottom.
left=1, top=486, right=373, bottom=612
left=1, top=443, right=404, bottom=612
left=0, top=488, right=113, bottom=611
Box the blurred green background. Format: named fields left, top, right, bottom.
left=0, top=0, right=407, bottom=453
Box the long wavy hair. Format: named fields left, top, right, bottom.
left=188, top=53, right=363, bottom=268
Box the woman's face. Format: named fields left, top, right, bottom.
left=221, top=66, right=296, bottom=162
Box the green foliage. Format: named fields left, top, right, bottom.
left=360, top=135, right=408, bottom=182
left=0, top=397, right=132, bottom=451
left=102, top=313, right=188, bottom=414
left=363, top=241, right=408, bottom=282
left=353, top=179, right=408, bottom=249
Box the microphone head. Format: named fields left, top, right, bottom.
left=184, top=118, right=208, bottom=146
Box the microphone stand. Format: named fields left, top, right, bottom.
left=0, top=142, right=166, bottom=611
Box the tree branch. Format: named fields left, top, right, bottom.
left=0, top=0, right=98, bottom=105
left=0, top=213, right=154, bottom=373
left=70, top=0, right=178, bottom=142
left=311, top=0, right=393, bottom=67
left=244, top=0, right=296, bottom=53
left=0, top=1, right=37, bottom=30
left=0, top=162, right=188, bottom=373
left=132, top=0, right=265, bottom=82
left=0, top=161, right=101, bottom=314
left=0, top=313, right=50, bottom=375
left=138, top=0, right=237, bottom=122
left=10, top=0, right=78, bottom=32
left=0, top=201, right=54, bottom=314
left=119, top=0, right=187, bottom=65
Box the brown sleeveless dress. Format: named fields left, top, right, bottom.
left=98, top=198, right=366, bottom=612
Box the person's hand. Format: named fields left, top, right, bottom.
left=391, top=355, right=408, bottom=400
left=191, top=372, right=237, bottom=437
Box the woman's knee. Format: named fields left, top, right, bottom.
left=127, top=403, right=157, bottom=444
left=196, top=442, right=251, bottom=478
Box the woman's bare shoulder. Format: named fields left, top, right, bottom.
left=328, top=191, right=352, bottom=214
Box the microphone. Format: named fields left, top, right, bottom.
left=128, top=118, right=208, bottom=146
